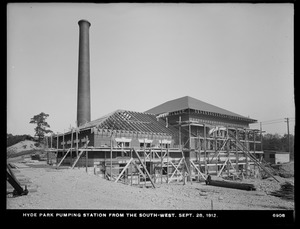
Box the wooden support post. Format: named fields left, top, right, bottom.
left=179, top=116, right=182, bottom=149
left=188, top=123, right=191, bottom=182
left=115, top=158, right=134, bottom=183
left=191, top=160, right=207, bottom=180
left=110, top=132, right=113, bottom=181
left=260, top=122, right=263, bottom=151
left=226, top=126, right=230, bottom=178
left=214, top=130, right=218, bottom=175
left=166, top=148, right=169, bottom=184
left=50, top=134, right=53, bottom=149
left=129, top=149, right=132, bottom=185
left=198, top=135, right=201, bottom=182
left=182, top=150, right=186, bottom=185
left=70, top=129, right=73, bottom=165
left=149, top=148, right=152, bottom=183
left=236, top=128, right=239, bottom=174
left=132, top=149, right=156, bottom=188
left=47, top=150, right=49, bottom=164
left=231, top=132, right=279, bottom=182
left=56, top=132, right=59, bottom=150
left=245, top=130, right=249, bottom=178
left=85, top=151, right=88, bottom=172
left=86, top=143, right=88, bottom=173
left=76, top=130, right=78, bottom=158
left=63, top=130, right=65, bottom=153
left=204, top=124, right=207, bottom=175
left=56, top=132, right=59, bottom=164
left=253, top=130, right=256, bottom=154
left=56, top=149, right=71, bottom=168
left=144, top=139, right=146, bottom=186
left=160, top=142, right=163, bottom=184
left=253, top=130, right=256, bottom=176
left=104, top=148, right=106, bottom=179
left=45, top=136, right=48, bottom=149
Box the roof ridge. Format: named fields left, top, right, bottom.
left=145, top=96, right=256, bottom=122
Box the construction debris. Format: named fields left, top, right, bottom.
left=269, top=182, right=294, bottom=200
left=7, top=164, right=29, bottom=197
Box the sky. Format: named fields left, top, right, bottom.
left=7, top=3, right=294, bottom=136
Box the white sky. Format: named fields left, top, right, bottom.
left=7, top=3, right=294, bottom=136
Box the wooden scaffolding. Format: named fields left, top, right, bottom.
left=45, top=119, right=277, bottom=187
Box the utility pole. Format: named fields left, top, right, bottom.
left=285, top=118, right=290, bottom=153
left=260, top=122, right=263, bottom=151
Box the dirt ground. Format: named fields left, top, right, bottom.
left=7, top=157, right=294, bottom=210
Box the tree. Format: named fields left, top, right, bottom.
left=262, top=133, right=294, bottom=152
left=29, top=112, right=53, bottom=143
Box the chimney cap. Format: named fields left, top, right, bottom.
left=78, top=19, right=91, bottom=27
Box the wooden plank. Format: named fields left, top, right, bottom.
left=56, top=132, right=59, bottom=164
left=144, top=140, right=146, bottom=186
left=63, top=130, right=65, bottom=152
left=166, top=148, right=169, bottom=183
left=7, top=166, right=28, bottom=196
left=115, top=158, right=134, bottom=183
left=204, top=124, right=207, bottom=174
left=217, top=158, right=229, bottom=177
left=71, top=150, right=85, bottom=169
left=198, top=137, right=201, bottom=182
left=209, top=138, right=229, bottom=164
left=168, top=157, right=184, bottom=183
left=245, top=130, right=248, bottom=177
left=133, top=149, right=155, bottom=188
left=130, top=149, right=133, bottom=185
left=76, top=129, right=79, bottom=157
left=56, top=148, right=71, bottom=168
left=190, top=160, right=206, bottom=180
left=71, top=140, right=90, bottom=169
left=228, top=132, right=279, bottom=182
left=86, top=150, right=88, bottom=173
left=188, top=123, right=191, bottom=183
left=179, top=116, right=181, bottom=150
left=132, top=161, right=147, bottom=180
left=70, top=129, right=73, bottom=165
left=160, top=144, right=163, bottom=184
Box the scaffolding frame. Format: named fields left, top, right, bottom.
left=45, top=118, right=276, bottom=187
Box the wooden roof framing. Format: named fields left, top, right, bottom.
left=79, top=110, right=178, bottom=136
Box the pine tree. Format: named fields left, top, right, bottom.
left=29, top=112, right=53, bottom=143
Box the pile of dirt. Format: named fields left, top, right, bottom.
left=252, top=177, right=282, bottom=193
left=7, top=140, right=45, bottom=158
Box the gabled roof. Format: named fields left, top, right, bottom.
left=79, top=109, right=177, bottom=136
left=145, top=96, right=256, bottom=123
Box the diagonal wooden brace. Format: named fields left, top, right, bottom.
left=115, top=158, right=134, bottom=183
left=132, top=149, right=156, bottom=188
left=168, top=157, right=184, bottom=183
left=56, top=148, right=71, bottom=168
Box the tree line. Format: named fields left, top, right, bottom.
left=8, top=112, right=295, bottom=160
left=262, top=133, right=294, bottom=159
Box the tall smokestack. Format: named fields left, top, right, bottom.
left=77, top=19, right=91, bottom=127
